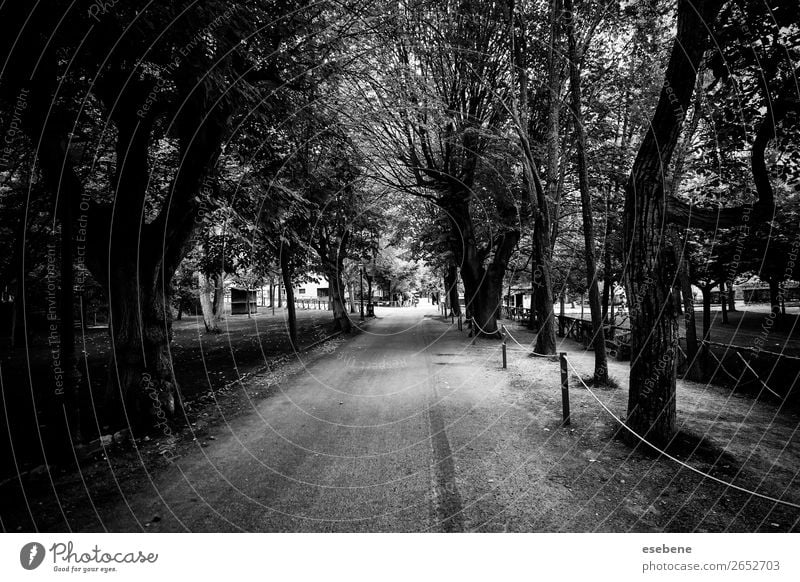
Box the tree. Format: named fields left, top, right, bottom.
left=0, top=1, right=323, bottom=428
left=509, top=0, right=560, bottom=352
left=356, top=0, right=521, bottom=336
left=563, top=0, right=608, bottom=383
left=622, top=0, right=724, bottom=447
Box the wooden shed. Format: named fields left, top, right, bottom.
left=230, top=288, right=258, bottom=315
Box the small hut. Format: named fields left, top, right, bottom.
left=230, top=288, right=258, bottom=315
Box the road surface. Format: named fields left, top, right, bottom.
left=14, top=303, right=799, bottom=533
left=91, top=304, right=525, bottom=532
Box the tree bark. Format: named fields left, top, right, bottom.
left=701, top=284, right=712, bottom=342
left=280, top=252, right=297, bottom=348
left=198, top=272, right=221, bottom=333
left=99, top=105, right=227, bottom=428
left=622, top=0, right=723, bottom=447
left=528, top=272, right=538, bottom=329
left=347, top=281, right=356, bottom=314
left=212, top=273, right=225, bottom=320
left=326, top=269, right=351, bottom=333
left=532, top=0, right=561, bottom=354
left=442, top=192, right=515, bottom=337
left=532, top=226, right=557, bottom=353
left=445, top=263, right=461, bottom=317
left=481, top=228, right=520, bottom=336
left=315, top=229, right=352, bottom=334
left=105, top=260, right=177, bottom=429
left=565, top=0, right=607, bottom=384
left=27, top=139, right=84, bottom=441
left=10, top=275, right=22, bottom=349
left=768, top=278, right=781, bottom=315
left=601, top=274, right=611, bottom=324
left=677, top=251, right=699, bottom=378
left=720, top=280, right=728, bottom=324
left=510, top=0, right=556, bottom=349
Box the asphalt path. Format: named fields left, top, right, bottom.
left=94, top=304, right=519, bottom=532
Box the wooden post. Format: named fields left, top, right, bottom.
left=458, top=314, right=462, bottom=331
left=502, top=329, right=507, bottom=369
left=560, top=352, right=570, bottom=426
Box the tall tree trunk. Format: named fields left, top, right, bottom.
left=481, top=229, right=520, bottom=336
left=198, top=272, right=220, bottom=333
left=676, top=250, right=699, bottom=377
left=315, top=230, right=352, bottom=334
left=280, top=252, right=297, bottom=348
left=442, top=193, right=507, bottom=336
left=347, top=281, right=356, bottom=314
left=59, top=205, right=83, bottom=442
left=601, top=274, right=611, bottom=324
left=532, top=227, right=557, bottom=353
left=212, top=273, right=225, bottom=321
left=532, top=0, right=561, bottom=354
left=105, top=258, right=176, bottom=429
left=23, top=55, right=228, bottom=431
left=622, top=0, right=723, bottom=447
left=728, top=284, right=736, bottom=312
left=326, top=269, right=351, bottom=333
left=545, top=0, right=562, bottom=235
left=510, top=0, right=556, bottom=349
left=27, top=139, right=84, bottom=442
left=768, top=278, right=781, bottom=315
left=701, top=285, right=712, bottom=343
left=445, top=263, right=461, bottom=317
left=10, top=275, right=22, bottom=349
left=720, top=280, right=728, bottom=324
left=565, top=0, right=607, bottom=384
left=528, top=241, right=538, bottom=330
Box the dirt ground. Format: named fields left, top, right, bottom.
left=1, top=306, right=797, bottom=532
left=492, top=320, right=800, bottom=532
left=0, top=307, right=339, bottom=480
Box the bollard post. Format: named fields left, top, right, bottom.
left=458, top=314, right=462, bottom=331
left=560, top=352, right=570, bottom=426
left=502, top=328, right=507, bottom=369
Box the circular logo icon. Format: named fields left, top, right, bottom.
left=20, top=542, right=46, bottom=570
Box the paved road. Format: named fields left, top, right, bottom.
left=94, top=304, right=524, bottom=532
